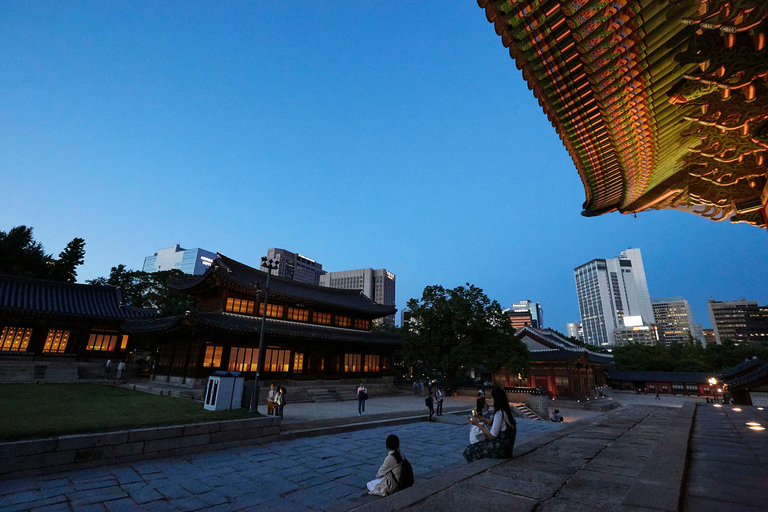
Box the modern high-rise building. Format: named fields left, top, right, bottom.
left=703, top=328, right=717, bottom=345
left=320, top=268, right=396, bottom=326
left=613, top=323, right=660, bottom=347
left=574, top=248, right=655, bottom=346
left=142, top=244, right=216, bottom=275
left=707, top=299, right=768, bottom=345
left=261, top=248, right=325, bottom=286
left=651, top=296, right=700, bottom=345
left=508, top=300, right=544, bottom=329
left=566, top=322, right=583, bottom=341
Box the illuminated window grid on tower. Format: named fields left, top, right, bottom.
left=43, top=330, right=70, bottom=354
left=0, top=327, right=32, bottom=352
left=225, top=297, right=255, bottom=315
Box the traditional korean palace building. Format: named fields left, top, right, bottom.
left=124, top=254, right=400, bottom=387
left=0, top=274, right=155, bottom=381
left=477, top=1, right=768, bottom=229
left=493, top=326, right=614, bottom=398
left=608, top=370, right=715, bottom=396
left=719, top=358, right=768, bottom=406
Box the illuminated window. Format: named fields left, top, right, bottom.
left=335, top=315, right=351, bottom=328
left=43, top=330, right=70, bottom=354
left=364, top=355, right=380, bottom=372
left=264, top=349, right=291, bottom=372
left=259, top=303, right=284, bottom=318
left=313, top=312, right=331, bottom=325
left=120, top=335, right=129, bottom=350
left=382, top=356, right=389, bottom=370
left=228, top=347, right=259, bottom=372
left=225, top=297, right=255, bottom=315
left=354, top=319, right=370, bottom=330
left=321, top=357, right=325, bottom=371
left=203, top=346, right=224, bottom=367
left=293, top=352, right=304, bottom=373
left=87, top=333, right=120, bottom=351
left=0, top=327, right=32, bottom=352
left=344, top=353, right=362, bottom=372
left=287, top=308, right=309, bottom=322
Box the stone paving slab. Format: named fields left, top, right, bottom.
left=0, top=413, right=563, bottom=511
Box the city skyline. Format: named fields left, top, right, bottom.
left=2, top=3, right=766, bottom=332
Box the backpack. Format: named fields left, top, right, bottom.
left=392, top=451, right=414, bottom=489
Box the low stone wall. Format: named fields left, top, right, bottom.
left=0, top=416, right=281, bottom=480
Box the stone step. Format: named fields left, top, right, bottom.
left=512, top=402, right=543, bottom=420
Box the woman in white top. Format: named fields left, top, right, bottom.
left=463, top=387, right=517, bottom=462
left=357, top=383, right=368, bottom=415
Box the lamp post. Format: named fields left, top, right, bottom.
left=249, top=256, right=279, bottom=414
left=708, top=377, right=718, bottom=403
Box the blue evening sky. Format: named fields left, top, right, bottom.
left=1, top=2, right=765, bottom=330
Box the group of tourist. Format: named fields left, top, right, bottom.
left=367, top=386, right=519, bottom=496
left=102, top=359, right=127, bottom=380
left=266, top=384, right=287, bottom=418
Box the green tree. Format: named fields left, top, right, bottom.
left=401, top=284, right=529, bottom=388
left=0, top=226, right=53, bottom=278
left=87, top=266, right=194, bottom=316
left=48, top=237, right=86, bottom=283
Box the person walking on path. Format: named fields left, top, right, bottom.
left=435, top=388, right=444, bottom=416
left=413, top=380, right=419, bottom=396
left=267, top=384, right=278, bottom=416
left=357, top=382, right=368, bottom=415
left=103, top=359, right=112, bottom=379
left=425, top=392, right=435, bottom=422
left=463, top=387, right=517, bottom=463
left=367, top=435, right=404, bottom=496
left=655, top=390, right=661, bottom=400
left=116, top=360, right=126, bottom=380
left=418, top=380, right=424, bottom=397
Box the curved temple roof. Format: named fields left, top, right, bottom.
left=477, top=0, right=768, bottom=229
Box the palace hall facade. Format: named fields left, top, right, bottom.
left=125, top=254, right=400, bottom=387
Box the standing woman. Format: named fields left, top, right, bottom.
left=435, top=388, right=444, bottom=416
left=275, top=386, right=285, bottom=419
left=463, top=387, right=516, bottom=462
left=357, top=382, right=368, bottom=415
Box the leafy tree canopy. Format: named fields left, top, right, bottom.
left=0, top=226, right=86, bottom=282
left=401, top=284, right=529, bottom=387
left=613, top=337, right=768, bottom=373
left=87, top=265, right=194, bottom=317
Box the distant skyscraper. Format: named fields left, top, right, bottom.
left=613, top=323, right=660, bottom=347
left=142, top=244, right=216, bottom=275
left=509, top=300, right=544, bottom=328
left=262, top=248, right=325, bottom=286
left=574, top=248, right=654, bottom=346
left=703, top=328, right=717, bottom=345
left=566, top=322, right=582, bottom=341
left=320, top=268, right=396, bottom=326
left=651, top=297, right=699, bottom=345
left=708, top=299, right=768, bottom=345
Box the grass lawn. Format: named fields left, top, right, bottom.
left=0, top=383, right=252, bottom=441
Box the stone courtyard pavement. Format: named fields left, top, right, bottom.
left=0, top=417, right=563, bottom=512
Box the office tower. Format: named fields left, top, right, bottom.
left=507, top=309, right=533, bottom=330
left=573, top=248, right=655, bottom=346
left=613, top=322, right=660, bottom=347
left=703, top=329, right=717, bottom=345
left=708, top=299, right=768, bottom=345
left=261, top=248, right=325, bottom=286
left=692, top=324, right=705, bottom=344
left=509, top=300, right=544, bottom=329
left=142, top=244, right=216, bottom=275
left=320, top=268, right=396, bottom=326
left=566, top=322, right=583, bottom=341
left=651, top=297, right=700, bottom=345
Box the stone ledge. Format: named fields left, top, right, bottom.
left=622, top=402, right=696, bottom=512
left=0, top=415, right=280, bottom=480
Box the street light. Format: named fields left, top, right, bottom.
left=708, top=377, right=718, bottom=403
left=249, top=256, right=279, bottom=415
